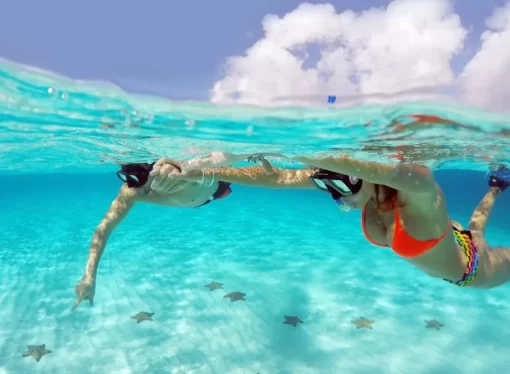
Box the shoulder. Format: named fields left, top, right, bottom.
left=118, top=184, right=141, bottom=204
left=99, top=185, right=138, bottom=224
left=389, top=162, right=437, bottom=195
left=393, top=163, right=434, bottom=183
left=400, top=182, right=444, bottom=213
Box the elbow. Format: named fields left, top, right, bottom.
left=254, top=168, right=284, bottom=188
left=274, top=169, right=312, bottom=189
left=93, top=227, right=110, bottom=241
left=266, top=175, right=286, bottom=188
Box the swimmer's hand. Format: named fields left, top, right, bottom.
left=72, top=276, right=96, bottom=311
left=149, top=158, right=188, bottom=194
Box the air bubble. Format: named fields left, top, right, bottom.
left=146, top=113, right=154, bottom=125
left=186, top=119, right=195, bottom=131
left=123, top=114, right=131, bottom=126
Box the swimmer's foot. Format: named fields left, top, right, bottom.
left=488, top=165, right=510, bottom=191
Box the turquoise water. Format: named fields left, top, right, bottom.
left=1, top=59, right=510, bottom=374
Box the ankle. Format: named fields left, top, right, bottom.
left=490, top=187, right=502, bottom=196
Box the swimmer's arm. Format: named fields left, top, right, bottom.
left=204, top=166, right=316, bottom=189
left=291, top=155, right=435, bottom=194
left=83, top=185, right=137, bottom=280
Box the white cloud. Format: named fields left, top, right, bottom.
left=210, top=0, right=468, bottom=107
left=458, top=1, right=510, bottom=111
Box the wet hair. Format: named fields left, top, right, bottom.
left=373, top=184, right=405, bottom=212
left=119, top=162, right=154, bottom=187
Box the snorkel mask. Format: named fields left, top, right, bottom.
left=116, top=162, right=156, bottom=188
left=309, top=168, right=363, bottom=211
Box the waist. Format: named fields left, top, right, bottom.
left=404, top=232, right=468, bottom=279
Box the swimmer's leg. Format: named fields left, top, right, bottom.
left=467, top=166, right=510, bottom=288
left=468, top=187, right=500, bottom=234
left=468, top=164, right=509, bottom=233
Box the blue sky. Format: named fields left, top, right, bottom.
left=0, top=0, right=507, bottom=100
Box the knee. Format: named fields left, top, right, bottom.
left=468, top=214, right=487, bottom=231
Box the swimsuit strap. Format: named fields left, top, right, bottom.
left=443, top=227, right=479, bottom=287
left=196, top=182, right=232, bottom=208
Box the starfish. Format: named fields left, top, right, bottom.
left=22, top=344, right=51, bottom=362
left=224, top=291, right=246, bottom=302
left=131, top=311, right=154, bottom=323
left=424, top=319, right=444, bottom=330
left=352, top=316, right=374, bottom=329
left=283, top=315, right=304, bottom=327
left=204, top=281, right=223, bottom=291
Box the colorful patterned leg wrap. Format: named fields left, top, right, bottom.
left=443, top=227, right=479, bottom=287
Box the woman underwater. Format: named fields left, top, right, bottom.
left=72, top=159, right=233, bottom=311
left=150, top=154, right=510, bottom=289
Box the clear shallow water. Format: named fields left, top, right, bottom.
left=1, top=173, right=510, bottom=374
left=1, top=59, right=510, bottom=374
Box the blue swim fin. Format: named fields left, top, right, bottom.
left=488, top=164, right=510, bottom=191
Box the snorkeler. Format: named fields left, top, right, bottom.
left=156, top=154, right=510, bottom=289
left=72, top=158, right=232, bottom=311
